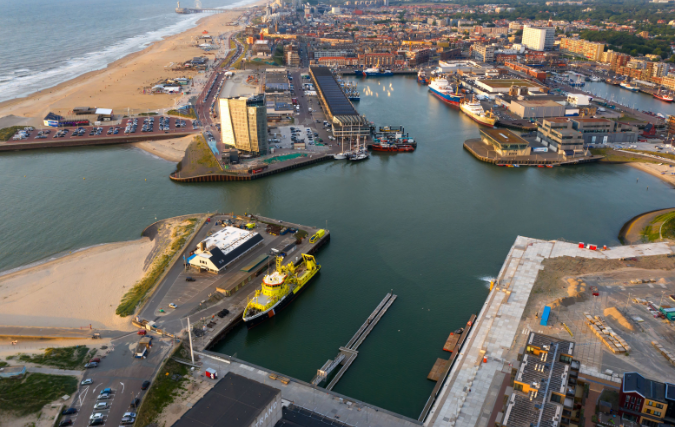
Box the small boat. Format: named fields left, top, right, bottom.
left=590, top=75, right=601, bottom=82
left=349, top=135, right=369, bottom=161
left=620, top=82, right=639, bottom=92
left=653, top=92, right=674, bottom=102
left=417, top=70, right=429, bottom=85
left=371, top=142, right=415, bottom=152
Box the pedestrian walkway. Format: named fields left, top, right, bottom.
left=27, top=366, right=82, bottom=377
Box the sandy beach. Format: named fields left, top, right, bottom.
left=133, top=135, right=194, bottom=162
left=630, top=162, right=675, bottom=188
left=0, top=3, right=261, bottom=122
left=0, top=239, right=155, bottom=331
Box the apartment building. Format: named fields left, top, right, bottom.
left=559, top=37, right=605, bottom=61
left=601, top=50, right=631, bottom=71
left=522, top=26, right=555, bottom=51
left=358, top=52, right=396, bottom=66
left=619, top=372, right=675, bottom=427
left=571, top=117, right=638, bottom=145
left=473, top=44, right=495, bottom=62
left=501, top=332, right=582, bottom=427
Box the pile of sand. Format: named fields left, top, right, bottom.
left=603, top=307, right=635, bottom=331
left=0, top=239, right=155, bottom=331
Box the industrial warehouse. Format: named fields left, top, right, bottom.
left=187, top=226, right=264, bottom=273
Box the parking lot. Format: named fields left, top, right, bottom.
left=8, top=116, right=199, bottom=144
left=270, top=125, right=331, bottom=152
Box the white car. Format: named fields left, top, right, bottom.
left=94, top=402, right=108, bottom=410
left=123, top=412, right=137, bottom=418
left=81, top=378, right=93, bottom=385
left=90, top=413, right=104, bottom=420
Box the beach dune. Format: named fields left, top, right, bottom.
left=0, top=239, right=156, bottom=331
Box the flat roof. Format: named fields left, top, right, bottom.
left=478, top=78, right=543, bottom=88
left=201, top=227, right=260, bottom=256
left=481, top=128, right=527, bottom=145
left=512, top=99, right=563, bottom=107
left=174, top=373, right=279, bottom=427
left=310, top=66, right=359, bottom=116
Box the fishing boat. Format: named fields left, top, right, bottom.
left=428, top=76, right=463, bottom=107
left=356, top=62, right=393, bottom=77
left=653, top=92, right=674, bottom=102
left=417, top=70, right=429, bottom=85
left=620, top=82, right=639, bottom=92
left=371, top=141, right=415, bottom=152
left=590, top=75, right=601, bottom=82
left=459, top=97, right=498, bottom=128
left=242, top=255, right=321, bottom=329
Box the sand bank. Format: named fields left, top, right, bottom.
left=0, top=239, right=155, bottom=331
left=629, top=162, right=675, bottom=188
left=133, top=134, right=194, bottom=162
left=0, top=2, right=261, bottom=121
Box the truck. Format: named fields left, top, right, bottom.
left=134, top=337, right=153, bottom=358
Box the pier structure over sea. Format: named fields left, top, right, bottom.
left=311, top=292, right=397, bottom=391
left=423, top=236, right=674, bottom=427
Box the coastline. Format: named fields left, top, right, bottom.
left=0, top=0, right=264, bottom=123
left=629, top=162, right=675, bottom=188
left=132, top=135, right=194, bottom=162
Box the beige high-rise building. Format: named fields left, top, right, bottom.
left=219, top=95, right=268, bottom=155
left=522, top=26, right=555, bottom=51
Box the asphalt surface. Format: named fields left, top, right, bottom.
left=9, top=116, right=198, bottom=145
left=68, top=334, right=173, bottom=427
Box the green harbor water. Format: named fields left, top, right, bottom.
left=1, top=76, right=674, bottom=418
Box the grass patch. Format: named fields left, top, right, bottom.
left=0, top=373, right=78, bottom=416
left=642, top=211, right=675, bottom=241
left=0, top=126, right=24, bottom=142
left=135, top=347, right=189, bottom=426
left=623, top=148, right=675, bottom=162
left=167, top=108, right=196, bottom=119
left=0, top=361, right=7, bottom=367
left=18, top=346, right=94, bottom=370
left=138, top=112, right=158, bottom=116
left=590, top=148, right=660, bottom=164
left=116, top=218, right=199, bottom=317
left=194, top=136, right=220, bottom=169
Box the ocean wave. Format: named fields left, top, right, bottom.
left=0, top=0, right=257, bottom=104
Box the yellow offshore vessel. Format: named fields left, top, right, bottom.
left=242, top=254, right=321, bottom=328
left=460, top=96, right=498, bottom=128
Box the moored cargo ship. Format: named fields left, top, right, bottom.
left=653, top=92, right=674, bottom=102
left=242, top=254, right=321, bottom=329
left=428, top=76, right=463, bottom=106
left=459, top=98, right=497, bottom=128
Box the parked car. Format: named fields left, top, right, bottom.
left=130, top=398, right=141, bottom=409
left=123, top=412, right=137, bottom=419
left=59, top=419, right=73, bottom=427
left=169, top=303, right=177, bottom=309
left=89, top=418, right=104, bottom=426
left=120, top=417, right=135, bottom=425
left=62, top=408, right=77, bottom=416
left=89, top=357, right=101, bottom=363
left=186, top=277, right=196, bottom=282
left=137, top=329, right=147, bottom=335
left=89, top=413, right=104, bottom=421
left=141, top=380, right=151, bottom=390
left=100, top=388, right=112, bottom=395
left=94, top=402, right=108, bottom=410
left=217, top=308, right=230, bottom=318
left=97, top=393, right=111, bottom=400
left=81, top=378, right=93, bottom=385
left=84, top=362, right=98, bottom=368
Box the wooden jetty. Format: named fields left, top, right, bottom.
left=442, top=328, right=463, bottom=353
left=419, top=314, right=477, bottom=420
left=311, top=293, right=397, bottom=391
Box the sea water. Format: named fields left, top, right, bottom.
left=0, top=0, right=253, bottom=103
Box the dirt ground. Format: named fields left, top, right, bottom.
left=516, top=254, right=675, bottom=380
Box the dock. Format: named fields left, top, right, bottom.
left=463, top=138, right=603, bottom=166
left=442, top=328, right=463, bottom=353
left=311, top=292, right=397, bottom=391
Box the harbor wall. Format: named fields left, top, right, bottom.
left=0, top=132, right=195, bottom=152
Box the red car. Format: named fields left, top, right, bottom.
left=137, top=330, right=147, bottom=335
left=90, top=358, right=101, bottom=364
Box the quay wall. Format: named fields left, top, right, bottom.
left=169, top=154, right=333, bottom=182
left=463, top=139, right=603, bottom=166
left=0, top=132, right=195, bottom=152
